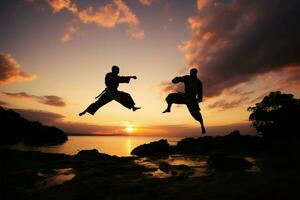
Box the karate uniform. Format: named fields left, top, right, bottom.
left=84, top=73, right=136, bottom=115
left=165, top=75, right=203, bottom=119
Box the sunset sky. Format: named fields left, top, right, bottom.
left=1, top=0, right=299, bottom=137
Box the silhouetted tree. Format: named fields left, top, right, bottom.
left=248, top=91, right=300, bottom=139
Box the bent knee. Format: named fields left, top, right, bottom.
left=165, top=95, right=171, bottom=103
left=166, top=93, right=175, bottom=103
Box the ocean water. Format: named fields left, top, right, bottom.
left=10, top=136, right=182, bottom=157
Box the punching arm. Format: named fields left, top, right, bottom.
left=172, top=76, right=185, bottom=84
left=127, top=76, right=137, bottom=79
left=118, top=76, right=135, bottom=83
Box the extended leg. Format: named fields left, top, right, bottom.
left=79, top=93, right=111, bottom=116
left=116, top=91, right=140, bottom=111
left=163, top=93, right=185, bottom=113
left=187, top=104, right=206, bottom=134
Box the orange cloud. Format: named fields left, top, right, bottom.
left=2, top=92, right=67, bottom=107
left=77, top=0, right=139, bottom=28
left=61, top=24, right=77, bottom=43
left=208, top=97, right=251, bottom=111
left=46, top=0, right=77, bottom=13
left=0, top=54, right=36, bottom=85
left=42, top=0, right=143, bottom=40
left=78, top=5, right=119, bottom=28
left=274, top=67, right=300, bottom=91
left=114, top=0, right=139, bottom=26
left=197, top=0, right=210, bottom=11
left=127, top=28, right=145, bottom=40
left=202, top=31, right=215, bottom=40
left=28, top=0, right=143, bottom=40
left=139, top=0, right=152, bottom=6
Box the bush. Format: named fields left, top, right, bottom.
left=248, top=91, right=300, bottom=139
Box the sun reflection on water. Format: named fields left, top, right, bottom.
left=127, top=137, right=132, bottom=156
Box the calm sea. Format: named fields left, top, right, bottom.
left=10, top=136, right=182, bottom=157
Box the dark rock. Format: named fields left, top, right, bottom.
left=207, top=152, right=253, bottom=172
left=228, top=130, right=241, bottom=137
left=131, top=139, right=170, bottom=156
left=172, top=164, right=192, bottom=171
left=72, top=160, right=85, bottom=169
left=175, top=131, right=263, bottom=155
left=9, top=170, right=40, bottom=185
left=171, top=171, right=177, bottom=176
left=74, top=149, right=111, bottom=160
left=171, top=165, right=194, bottom=177
left=158, top=161, right=171, bottom=173
left=40, top=169, right=56, bottom=175
left=176, top=137, right=216, bottom=154
left=131, top=131, right=263, bottom=156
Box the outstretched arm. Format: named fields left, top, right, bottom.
left=127, top=76, right=137, bottom=79
left=118, top=76, right=137, bottom=83
left=172, top=76, right=186, bottom=84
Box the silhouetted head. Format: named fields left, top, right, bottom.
left=112, top=65, right=120, bottom=75
left=190, top=68, right=198, bottom=77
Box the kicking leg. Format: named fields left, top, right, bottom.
left=117, top=91, right=140, bottom=111
left=162, top=102, right=172, bottom=113
left=187, top=104, right=206, bottom=134
left=163, top=93, right=185, bottom=113
left=79, top=93, right=111, bottom=116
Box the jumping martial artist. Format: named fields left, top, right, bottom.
left=79, top=65, right=141, bottom=116
left=162, top=68, right=206, bottom=134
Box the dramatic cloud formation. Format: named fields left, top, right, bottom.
left=29, top=0, right=144, bottom=40
left=77, top=0, right=139, bottom=28
left=2, top=92, right=66, bottom=107
left=207, top=88, right=254, bottom=110
left=0, top=54, right=36, bottom=84
left=164, top=0, right=299, bottom=98
left=208, top=97, right=250, bottom=111
left=61, top=24, right=77, bottom=43
left=274, top=67, right=300, bottom=91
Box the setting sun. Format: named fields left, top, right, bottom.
left=125, top=127, right=135, bottom=133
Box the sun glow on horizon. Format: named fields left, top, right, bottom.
left=122, top=121, right=136, bottom=134
left=124, top=126, right=135, bottom=133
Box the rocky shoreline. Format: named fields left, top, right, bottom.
left=1, top=133, right=298, bottom=200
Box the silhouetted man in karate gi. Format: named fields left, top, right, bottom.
left=163, top=68, right=206, bottom=134
left=79, top=65, right=141, bottom=116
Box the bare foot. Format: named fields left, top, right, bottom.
left=162, top=108, right=170, bottom=113
left=132, top=107, right=141, bottom=111
left=79, top=112, right=85, bottom=116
